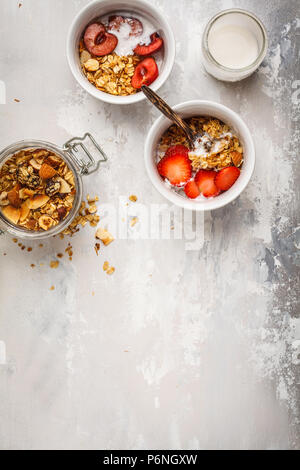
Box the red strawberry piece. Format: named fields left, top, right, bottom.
left=134, top=32, right=164, bottom=56
left=84, top=23, right=118, bottom=56
left=195, top=170, right=220, bottom=198
left=215, top=166, right=240, bottom=191
left=157, top=153, right=192, bottom=187
left=165, top=145, right=189, bottom=159
left=184, top=180, right=200, bottom=199
left=131, top=57, right=159, bottom=89
left=108, top=16, right=143, bottom=37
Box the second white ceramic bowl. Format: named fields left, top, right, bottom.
left=67, top=0, right=175, bottom=105
left=144, top=100, right=255, bottom=211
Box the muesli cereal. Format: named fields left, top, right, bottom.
left=156, top=117, right=243, bottom=199
left=0, top=148, right=76, bottom=231
left=79, top=13, right=164, bottom=96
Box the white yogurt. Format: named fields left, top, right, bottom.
left=101, top=13, right=157, bottom=57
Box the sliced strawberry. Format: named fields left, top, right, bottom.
left=157, top=153, right=192, bottom=186
left=108, top=16, right=143, bottom=37
left=84, top=23, right=118, bottom=56
left=195, top=170, right=220, bottom=198
left=134, top=32, right=163, bottom=56
left=165, top=145, right=189, bottom=159
left=131, top=57, right=159, bottom=89
left=215, top=166, right=240, bottom=191
left=184, top=180, right=200, bottom=199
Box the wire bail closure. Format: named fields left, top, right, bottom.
left=63, top=133, right=107, bottom=175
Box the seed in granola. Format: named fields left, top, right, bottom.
left=45, top=178, right=61, bottom=197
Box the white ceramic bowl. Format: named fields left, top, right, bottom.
left=67, top=0, right=175, bottom=105
left=144, top=100, right=255, bottom=211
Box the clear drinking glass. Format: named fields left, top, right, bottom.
left=202, top=8, right=268, bottom=82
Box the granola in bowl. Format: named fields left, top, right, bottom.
left=156, top=116, right=243, bottom=199
left=79, top=12, right=164, bottom=96
left=0, top=148, right=76, bottom=232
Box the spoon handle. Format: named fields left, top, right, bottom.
left=141, top=85, right=195, bottom=148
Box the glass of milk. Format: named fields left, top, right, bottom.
left=202, top=9, right=268, bottom=81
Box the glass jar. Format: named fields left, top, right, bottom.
left=201, top=8, right=268, bottom=82
left=0, top=133, right=107, bottom=240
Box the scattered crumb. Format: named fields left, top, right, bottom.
left=27, top=247, right=32, bottom=252
left=95, top=227, right=114, bottom=246
left=88, top=204, right=97, bottom=214
left=3, top=253, right=6, bottom=256
left=106, top=267, right=115, bottom=275
left=21, top=245, right=25, bottom=250
left=130, top=217, right=138, bottom=227
left=103, top=261, right=109, bottom=272
left=30, top=264, right=35, bottom=268
left=95, top=243, right=101, bottom=256
left=129, top=195, right=137, bottom=202
left=40, top=263, right=44, bottom=267
left=39, top=244, right=43, bottom=248
left=50, top=286, right=55, bottom=291
left=14, top=98, right=20, bottom=103
left=12, top=238, right=17, bottom=243
left=92, top=291, right=95, bottom=296
left=124, top=350, right=129, bottom=353
left=50, top=260, right=59, bottom=269
left=57, top=253, right=64, bottom=258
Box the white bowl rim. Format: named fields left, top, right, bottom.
left=66, top=0, right=176, bottom=105
left=144, top=100, right=256, bottom=211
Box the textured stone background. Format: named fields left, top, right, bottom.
left=0, top=0, right=299, bottom=450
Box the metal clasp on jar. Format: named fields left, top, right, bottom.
left=63, top=132, right=107, bottom=175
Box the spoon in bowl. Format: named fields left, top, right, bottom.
left=142, top=85, right=199, bottom=149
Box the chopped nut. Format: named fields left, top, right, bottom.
left=45, top=178, right=61, bottom=197
left=95, top=227, right=114, bottom=246
left=231, top=151, right=243, bottom=167
left=7, top=188, right=21, bottom=208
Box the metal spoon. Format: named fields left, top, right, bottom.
left=141, top=85, right=197, bottom=149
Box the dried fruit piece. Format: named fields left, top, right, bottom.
left=29, top=158, right=42, bottom=170
left=39, top=163, right=56, bottom=180
left=215, top=166, right=240, bottom=191
left=57, top=177, right=71, bottom=194
left=134, top=33, right=163, bottom=56
left=57, top=206, right=67, bottom=221
left=29, top=194, right=49, bottom=210
left=231, top=151, right=243, bottom=167
left=184, top=180, right=200, bottom=199
left=2, top=205, right=21, bottom=225
left=95, top=227, right=114, bottom=246
left=19, top=188, right=35, bottom=199
left=84, top=22, right=118, bottom=56
left=39, top=215, right=54, bottom=230
left=131, top=57, right=159, bottom=89
left=7, top=188, right=21, bottom=208
left=195, top=170, right=220, bottom=198
left=20, top=199, right=31, bottom=222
